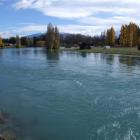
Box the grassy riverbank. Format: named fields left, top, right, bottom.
left=61, top=47, right=140, bottom=56
left=1, top=46, right=140, bottom=56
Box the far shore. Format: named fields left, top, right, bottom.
left=61, top=47, right=140, bottom=56
left=1, top=46, right=140, bottom=56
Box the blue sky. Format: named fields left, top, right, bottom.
left=0, top=0, right=140, bottom=38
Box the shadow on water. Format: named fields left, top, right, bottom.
left=10, top=47, right=48, bottom=57
left=79, top=52, right=88, bottom=58
left=0, top=49, right=3, bottom=58
left=45, top=50, right=59, bottom=61
left=33, top=48, right=38, bottom=56
left=11, top=48, right=21, bottom=56
left=100, top=54, right=115, bottom=64
left=96, top=53, right=140, bottom=67
left=38, top=49, right=60, bottom=67
left=32, top=48, right=60, bottom=61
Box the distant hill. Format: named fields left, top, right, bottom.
left=26, top=33, right=43, bottom=38
left=25, top=31, right=120, bottom=39
left=25, top=32, right=73, bottom=39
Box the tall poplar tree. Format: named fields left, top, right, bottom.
left=16, top=35, right=21, bottom=48
left=46, top=23, right=60, bottom=50
left=0, top=36, right=3, bottom=48
left=110, top=27, right=115, bottom=46
left=54, top=26, right=60, bottom=49
left=120, top=22, right=139, bottom=47
left=46, top=23, right=55, bottom=50
left=120, top=25, right=127, bottom=47
left=106, top=27, right=115, bottom=46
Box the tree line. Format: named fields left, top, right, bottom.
left=1, top=23, right=60, bottom=50
left=1, top=22, right=140, bottom=49
left=61, top=22, right=140, bottom=48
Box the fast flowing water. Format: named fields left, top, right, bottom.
left=0, top=48, right=140, bottom=140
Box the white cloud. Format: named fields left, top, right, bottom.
left=11, top=0, right=140, bottom=34
left=3, top=23, right=114, bottom=37
left=9, top=0, right=140, bottom=36
left=14, top=0, right=140, bottom=19
left=0, top=31, right=15, bottom=38
left=59, top=24, right=108, bottom=35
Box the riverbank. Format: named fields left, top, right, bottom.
left=61, top=47, right=140, bottom=56
left=1, top=46, right=140, bottom=56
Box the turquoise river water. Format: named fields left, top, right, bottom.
left=0, top=48, right=140, bottom=140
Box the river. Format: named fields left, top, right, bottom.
left=0, top=48, right=140, bottom=140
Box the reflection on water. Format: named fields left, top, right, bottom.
left=0, top=49, right=3, bottom=58
left=119, top=55, right=140, bottom=66
left=101, top=54, right=114, bottom=63
left=2, top=47, right=140, bottom=67
left=45, top=50, right=59, bottom=61
left=0, top=48, right=140, bottom=140
left=79, top=52, right=87, bottom=58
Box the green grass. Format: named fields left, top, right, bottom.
left=61, top=47, right=140, bottom=56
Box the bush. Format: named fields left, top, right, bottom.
left=79, top=42, right=91, bottom=50
left=137, top=46, right=140, bottom=50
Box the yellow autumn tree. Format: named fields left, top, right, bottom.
left=120, top=25, right=127, bottom=47
left=0, top=36, right=3, bottom=48
left=127, top=24, right=133, bottom=47
left=120, top=22, right=139, bottom=47
left=106, top=29, right=110, bottom=46
left=106, top=27, right=115, bottom=46
left=110, top=27, right=115, bottom=46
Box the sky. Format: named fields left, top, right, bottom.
left=0, top=0, right=140, bottom=38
